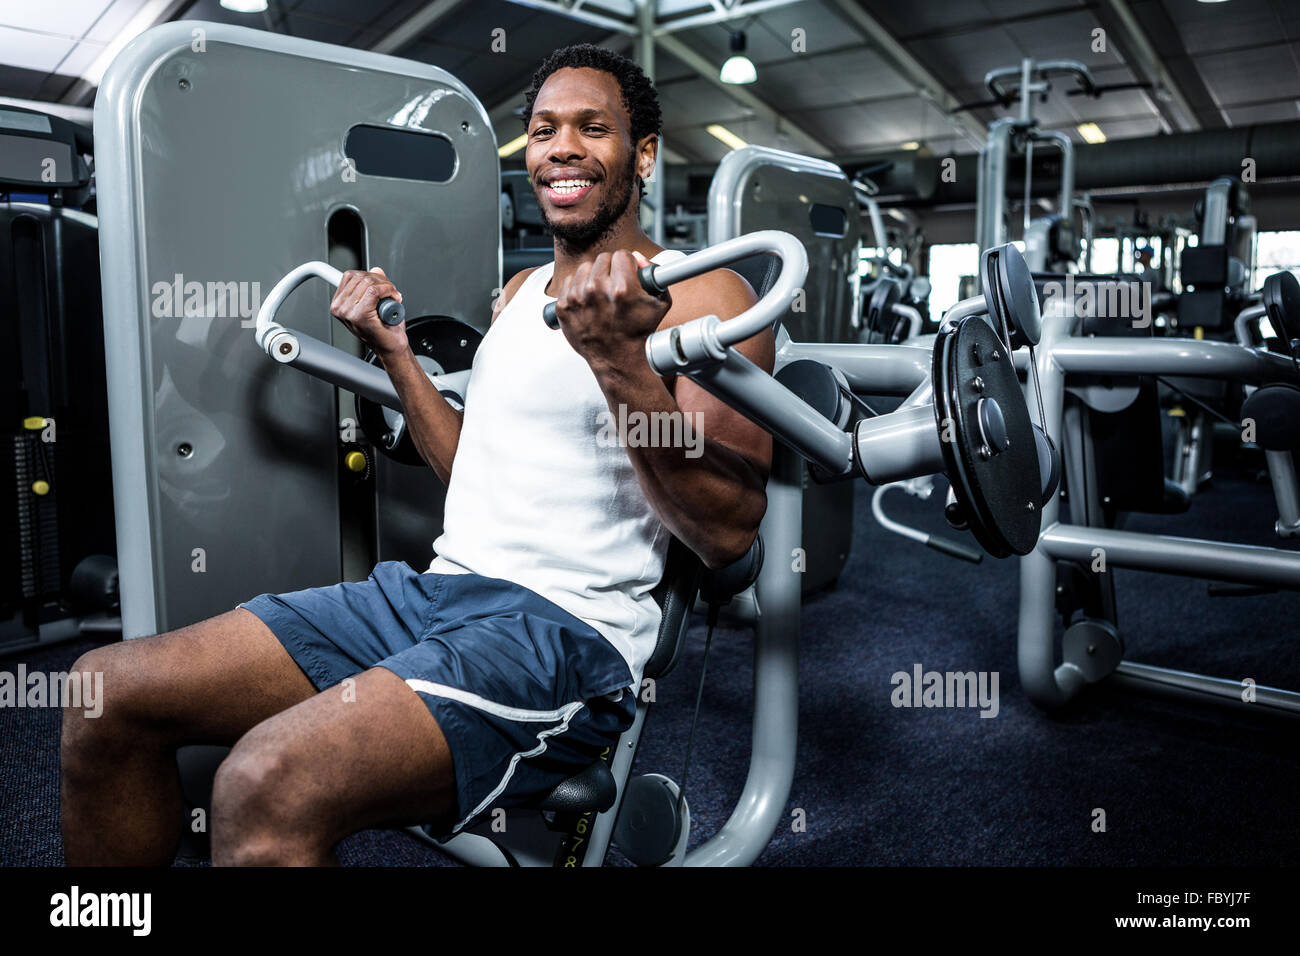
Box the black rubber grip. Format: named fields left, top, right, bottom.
left=377, top=297, right=405, bottom=326
left=542, top=262, right=665, bottom=329
left=925, top=535, right=984, bottom=564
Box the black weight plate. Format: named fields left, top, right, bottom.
left=357, top=316, right=482, bottom=465
left=981, top=243, right=1041, bottom=348
left=933, top=316, right=1042, bottom=557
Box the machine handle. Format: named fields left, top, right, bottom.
left=543, top=264, right=660, bottom=330
left=540, top=231, right=808, bottom=373
left=255, top=260, right=404, bottom=354
left=377, top=297, right=406, bottom=326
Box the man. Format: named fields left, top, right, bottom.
left=61, top=43, right=772, bottom=866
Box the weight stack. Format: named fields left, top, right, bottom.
left=5, top=428, right=60, bottom=631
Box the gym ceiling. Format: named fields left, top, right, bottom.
left=3, top=0, right=1299, bottom=175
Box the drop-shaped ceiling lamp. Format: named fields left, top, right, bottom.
left=720, top=31, right=757, bottom=85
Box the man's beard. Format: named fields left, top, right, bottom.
left=539, top=156, right=638, bottom=252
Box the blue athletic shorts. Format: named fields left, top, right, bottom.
left=237, top=561, right=637, bottom=834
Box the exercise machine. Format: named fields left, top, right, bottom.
left=1016, top=272, right=1300, bottom=715
left=0, top=104, right=119, bottom=654
left=260, top=217, right=1052, bottom=864
left=95, top=22, right=500, bottom=640
left=972, top=59, right=1091, bottom=263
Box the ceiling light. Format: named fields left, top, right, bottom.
left=900, top=141, right=920, bottom=150
left=1077, top=122, right=1106, bottom=144
left=221, top=0, right=270, bottom=11
left=706, top=124, right=748, bottom=151
left=720, top=32, right=756, bottom=85
left=498, top=133, right=528, bottom=158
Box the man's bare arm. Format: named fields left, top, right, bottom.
left=334, top=267, right=533, bottom=485
left=375, top=348, right=465, bottom=485
left=588, top=269, right=772, bottom=569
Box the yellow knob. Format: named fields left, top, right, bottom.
left=344, top=451, right=367, bottom=473
left=23, top=416, right=46, bottom=430
left=32, top=480, right=50, bottom=496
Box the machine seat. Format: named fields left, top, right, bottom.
left=1157, top=478, right=1192, bottom=515
left=535, top=245, right=781, bottom=819
left=539, top=758, right=618, bottom=814
left=536, top=535, right=763, bottom=815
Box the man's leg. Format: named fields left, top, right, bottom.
left=61, top=608, right=317, bottom=866
left=210, top=666, right=455, bottom=866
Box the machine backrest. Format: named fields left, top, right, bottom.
left=95, top=23, right=500, bottom=638
left=708, top=145, right=857, bottom=595
left=707, top=146, right=861, bottom=344
left=644, top=537, right=704, bottom=680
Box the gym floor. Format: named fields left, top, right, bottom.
left=3, top=453, right=1296, bottom=866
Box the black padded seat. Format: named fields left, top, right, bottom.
left=539, top=246, right=782, bottom=818
left=1156, top=478, right=1192, bottom=515
left=729, top=254, right=783, bottom=332
left=1241, top=383, right=1300, bottom=452
left=539, top=758, right=618, bottom=813
left=539, top=536, right=762, bottom=814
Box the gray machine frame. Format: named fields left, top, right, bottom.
left=1016, top=301, right=1300, bottom=714
left=95, top=22, right=500, bottom=640
left=975, top=58, right=1084, bottom=259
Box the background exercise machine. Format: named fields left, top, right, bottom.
left=0, top=105, right=118, bottom=655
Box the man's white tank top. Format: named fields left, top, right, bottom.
left=427, top=249, right=689, bottom=688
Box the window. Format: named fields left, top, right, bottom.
left=859, top=246, right=904, bottom=278
left=925, top=243, right=978, bottom=320
left=1090, top=237, right=1119, bottom=275
left=1254, top=230, right=1300, bottom=290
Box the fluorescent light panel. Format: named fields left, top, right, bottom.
left=706, top=124, right=747, bottom=151
left=498, top=133, right=528, bottom=158
left=1077, top=122, right=1106, bottom=144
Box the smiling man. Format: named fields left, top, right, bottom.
left=61, top=43, right=773, bottom=866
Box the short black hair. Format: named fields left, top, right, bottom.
left=521, top=44, right=662, bottom=196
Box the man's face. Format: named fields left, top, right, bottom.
left=525, top=67, right=650, bottom=250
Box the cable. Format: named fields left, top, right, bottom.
left=1154, top=375, right=1238, bottom=427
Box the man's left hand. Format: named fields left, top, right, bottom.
left=551, top=250, right=671, bottom=374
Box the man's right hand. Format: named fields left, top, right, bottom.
left=330, top=266, right=408, bottom=360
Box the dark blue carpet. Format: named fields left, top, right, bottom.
left=2, top=463, right=1297, bottom=866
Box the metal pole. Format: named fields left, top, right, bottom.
left=1017, top=308, right=1088, bottom=709
left=637, top=0, right=664, bottom=245
left=1040, top=524, right=1300, bottom=589
left=1019, top=57, right=1033, bottom=125
left=686, top=443, right=801, bottom=866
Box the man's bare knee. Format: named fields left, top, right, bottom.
left=211, top=736, right=320, bottom=866
left=61, top=643, right=157, bottom=770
